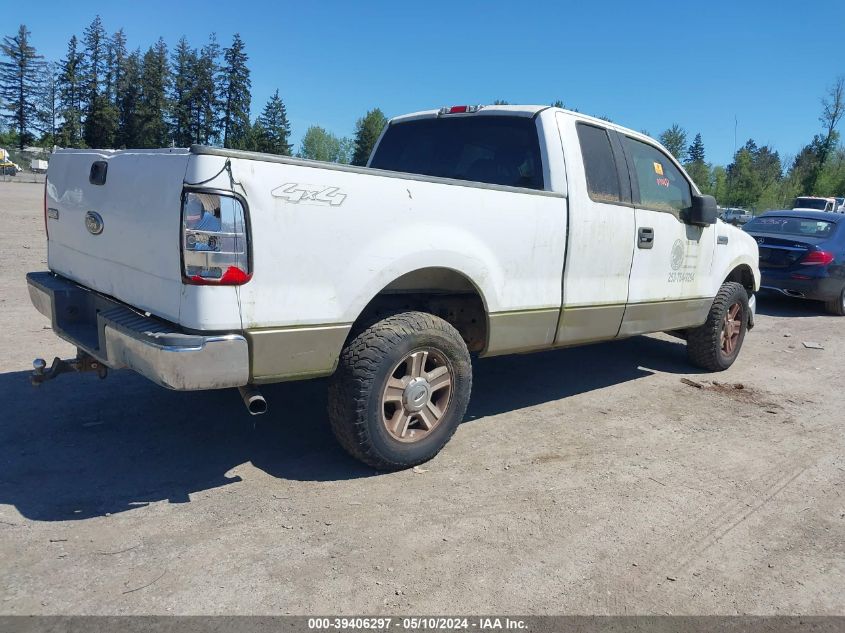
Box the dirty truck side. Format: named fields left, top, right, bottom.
left=27, top=105, right=761, bottom=469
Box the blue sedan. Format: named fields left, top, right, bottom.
left=742, top=210, right=845, bottom=315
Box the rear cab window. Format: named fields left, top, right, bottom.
left=623, top=136, right=692, bottom=218
left=576, top=123, right=622, bottom=204
left=369, top=115, right=544, bottom=190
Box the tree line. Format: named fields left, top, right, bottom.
left=505, top=87, right=845, bottom=212
left=653, top=77, right=845, bottom=211
left=0, top=19, right=386, bottom=165
left=3, top=18, right=844, bottom=208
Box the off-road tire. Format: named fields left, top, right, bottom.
left=687, top=282, right=749, bottom=371
left=327, top=311, right=472, bottom=470
left=824, top=287, right=845, bottom=316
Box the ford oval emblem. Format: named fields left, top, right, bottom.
left=85, top=211, right=104, bottom=235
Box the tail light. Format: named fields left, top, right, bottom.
left=799, top=250, right=834, bottom=266
left=181, top=191, right=252, bottom=285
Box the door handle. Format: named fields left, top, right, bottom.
left=638, top=227, right=654, bottom=249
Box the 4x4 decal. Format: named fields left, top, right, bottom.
left=271, top=183, right=347, bottom=206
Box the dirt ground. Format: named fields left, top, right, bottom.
left=1, top=181, right=843, bottom=615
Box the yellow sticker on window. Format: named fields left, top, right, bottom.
left=653, top=162, right=664, bottom=176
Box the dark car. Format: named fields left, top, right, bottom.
left=742, top=210, right=845, bottom=315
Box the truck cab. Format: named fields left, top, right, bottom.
left=794, top=196, right=837, bottom=212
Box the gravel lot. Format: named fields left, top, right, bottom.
left=1, top=181, right=843, bottom=615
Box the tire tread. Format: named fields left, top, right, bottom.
left=687, top=282, right=748, bottom=371
left=824, top=289, right=845, bottom=316
left=327, top=311, right=471, bottom=470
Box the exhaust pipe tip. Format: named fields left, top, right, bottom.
left=239, top=385, right=267, bottom=416
left=248, top=398, right=267, bottom=415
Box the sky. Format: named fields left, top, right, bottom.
left=5, top=0, right=845, bottom=165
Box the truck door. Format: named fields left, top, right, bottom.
left=617, top=134, right=716, bottom=336
left=554, top=117, right=636, bottom=345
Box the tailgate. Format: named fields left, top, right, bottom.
left=46, top=148, right=190, bottom=323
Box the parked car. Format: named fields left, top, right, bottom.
left=27, top=104, right=761, bottom=469
left=743, top=210, right=845, bottom=315
left=793, top=196, right=837, bottom=212
left=720, top=207, right=753, bottom=225
left=835, top=197, right=845, bottom=213
left=0, top=162, right=21, bottom=175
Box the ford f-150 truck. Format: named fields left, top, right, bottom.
left=27, top=105, right=760, bottom=470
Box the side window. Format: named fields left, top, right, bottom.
left=576, top=124, right=621, bottom=204
left=623, top=136, right=692, bottom=217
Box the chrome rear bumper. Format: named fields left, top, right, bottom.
left=27, top=272, right=249, bottom=391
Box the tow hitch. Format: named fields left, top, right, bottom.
left=31, top=351, right=108, bottom=386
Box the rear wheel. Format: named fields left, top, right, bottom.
left=687, top=282, right=749, bottom=371
left=824, top=286, right=845, bottom=316
left=327, top=311, right=472, bottom=470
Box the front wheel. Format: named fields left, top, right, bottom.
left=686, top=282, right=749, bottom=371
left=327, top=311, right=472, bottom=470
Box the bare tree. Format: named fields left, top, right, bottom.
left=807, top=76, right=844, bottom=191
left=820, top=76, right=844, bottom=155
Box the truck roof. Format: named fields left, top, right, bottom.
left=389, top=104, right=669, bottom=155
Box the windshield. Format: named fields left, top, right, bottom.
left=744, top=216, right=836, bottom=237
left=370, top=116, right=544, bottom=190
left=793, top=197, right=828, bottom=210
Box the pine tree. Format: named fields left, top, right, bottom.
left=116, top=49, right=142, bottom=148
left=687, top=133, right=705, bottom=163
left=684, top=132, right=708, bottom=189
left=193, top=34, right=220, bottom=144
left=107, top=29, right=127, bottom=105
left=255, top=89, right=291, bottom=155
left=57, top=35, right=84, bottom=147
left=0, top=24, right=44, bottom=149
left=171, top=37, right=197, bottom=147
left=219, top=33, right=251, bottom=148
left=351, top=108, right=387, bottom=166
left=241, top=119, right=265, bottom=152
left=36, top=62, right=59, bottom=143
left=138, top=38, right=170, bottom=147
left=82, top=15, right=116, bottom=148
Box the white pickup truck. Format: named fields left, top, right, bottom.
left=28, top=105, right=760, bottom=469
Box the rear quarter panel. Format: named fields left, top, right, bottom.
left=184, top=153, right=568, bottom=332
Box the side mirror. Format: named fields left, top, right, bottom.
left=686, top=194, right=717, bottom=226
